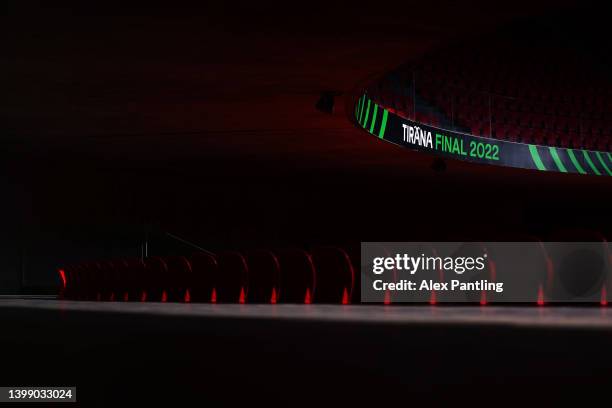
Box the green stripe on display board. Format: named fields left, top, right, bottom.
left=595, top=152, right=612, bottom=176
left=362, top=99, right=371, bottom=128
left=358, top=96, right=365, bottom=124
left=548, top=147, right=567, bottom=172
left=608, top=152, right=612, bottom=166
left=528, top=145, right=546, bottom=171
left=582, top=151, right=601, bottom=175
left=567, top=149, right=586, bottom=174
left=359, top=95, right=365, bottom=119
left=378, top=109, right=389, bottom=139
left=357, top=95, right=366, bottom=124
left=369, top=104, right=378, bottom=133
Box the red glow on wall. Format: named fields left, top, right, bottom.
left=239, top=287, right=246, bottom=304
left=123, top=292, right=129, bottom=302
left=341, top=287, right=349, bottom=305
left=141, top=291, right=147, bottom=302
left=537, top=285, right=545, bottom=306
left=384, top=290, right=391, bottom=305
left=480, top=291, right=487, bottom=306
left=211, top=288, right=217, bottom=303
left=270, top=287, right=277, bottom=304
left=429, top=290, right=437, bottom=305
left=601, top=286, right=608, bottom=306
left=304, top=288, right=312, bottom=304
left=184, top=289, right=191, bottom=303
left=58, top=269, right=67, bottom=289
left=161, top=291, right=168, bottom=302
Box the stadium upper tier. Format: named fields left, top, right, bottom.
left=364, top=34, right=611, bottom=153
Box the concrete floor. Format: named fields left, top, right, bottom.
left=3, top=298, right=612, bottom=330
left=1, top=299, right=612, bottom=406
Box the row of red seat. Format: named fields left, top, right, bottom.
left=428, top=94, right=612, bottom=129
left=377, top=73, right=611, bottom=116
left=416, top=45, right=610, bottom=101
left=367, top=233, right=612, bottom=304
left=469, top=124, right=611, bottom=151
left=462, top=114, right=609, bottom=134
left=366, top=38, right=611, bottom=151
left=419, top=79, right=611, bottom=113
left=369, top=87, right=611, bottom=151
left=59, top=248, right=355, bottom=304
left=420, top=87, right=610, bottom=140
left=415, top=67, right=610, bottom=149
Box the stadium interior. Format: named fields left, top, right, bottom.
left=1, top=1, right=611, bottom=406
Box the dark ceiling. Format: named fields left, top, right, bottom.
left=3, top=1, right=593, bottom=161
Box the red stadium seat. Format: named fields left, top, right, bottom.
left=488, top=236, right=551, bottom=304
left=311, top=247, right=355, bottom=304
left=111, top=259, right=132, bottom=301
left=216, top=252, right=249, bottom=303
left=124, top=258, right=146, bottom=302
left=246, top=250, right=281, bottom=304
left=79, top=261, right=101, bottom=300
left=433, top=242, right=498, bottom=303
left=61, top=265, right=79, bottom=300
left=68, top=263, right=86, bottom=300
left=190, top=252, right=218, bottom=302
left=546, top=230, right=611, bottom=302
left=277, top=249, right=316, bottom=304
left=372, top=40, right=612, bottom=150
left=164, top=256, right=193, bottom=302
left=94, top=262, right=109, bottom=300
left=143, top=257, right=169, bottom=302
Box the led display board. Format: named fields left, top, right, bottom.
left=355, top=93, right=612, bottom=176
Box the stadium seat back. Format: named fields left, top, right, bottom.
left=246, top=250, right=281, bottom=303
left=190, top=252, right=217, bottom=302
left=164, top=256, right=193, bottom=302
left=144, top=257, right=169, bottom=302
left=311, top=247, right=354, bottom=304
left=216, top=252, right=249, bottom=303
left=277, top=249, right=316, bottom=304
